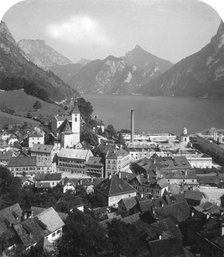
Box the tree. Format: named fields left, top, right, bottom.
left=107, top=219, right=149, bottom=257
left=58, top=209, right=110, bottom=257
left=116, top=132, right=126, bottom=145
left=33, top=100, right=42, bottom=110
left=105, top=125, right=117, bottom=139
left=80, top=129, right=98, bottom=146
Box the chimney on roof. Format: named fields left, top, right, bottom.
left=131, top=110, right=134, bottom=143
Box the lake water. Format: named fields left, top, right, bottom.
left=83, top=94, right=224, bottom=135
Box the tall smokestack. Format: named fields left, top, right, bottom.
left=131, top=110, right=134, bottom=143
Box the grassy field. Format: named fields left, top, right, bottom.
left=0, top=110, right=39, bottom=129
left=0, top=89, right=60, bottom=117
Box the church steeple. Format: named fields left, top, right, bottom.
left=69, top=99, right=80, bottom=115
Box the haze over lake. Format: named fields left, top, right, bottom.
left=84, top=95, right=224, bottom=135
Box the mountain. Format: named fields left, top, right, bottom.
left=18, top=39, right=72, bottom=71
left=124, top=44, right=172, bottom=75
left=139, top=21, right=224, bottom=98
left=0, top=21, right=77, bottom=102
left=50, top=63, right=83, bottom=85
left=69, top=47, right=173, bottom=94
left=78, top=58, right=91, bottom=66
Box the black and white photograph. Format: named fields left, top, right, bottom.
left=0, top=0, right=224, bottom=256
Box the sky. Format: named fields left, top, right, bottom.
left=2, top=0, right=222, bottom=63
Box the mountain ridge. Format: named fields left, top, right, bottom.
left=69, top=46, right=173, bottom=94
left=139, top=21, right=224, bottom=98
left=0, top=21, right=77, bottom=102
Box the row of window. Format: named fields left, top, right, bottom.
left=10, top=167, right=51, bottom=171
left=59, top=158, right=84, bottom=164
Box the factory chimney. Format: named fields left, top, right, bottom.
left=131, top=110, right=134, bottom=143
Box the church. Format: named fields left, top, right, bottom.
left=51, top=100, right=80, bottom=148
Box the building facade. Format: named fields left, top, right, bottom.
left=57, top=148, right=93, bottom=175
left=105, top=149, right=130, bottom=178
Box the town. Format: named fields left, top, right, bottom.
left=0, top=98, right=224, bottom=257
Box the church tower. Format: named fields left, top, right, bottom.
left=71, top=100, right=80, bottom=145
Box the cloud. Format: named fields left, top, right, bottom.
left=46, top=15, right=115, bottom=48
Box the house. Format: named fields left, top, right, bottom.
left=0, top=203, right=23, bottom=237
left=61, top=177, right=79, bottom=193
left=56, top=196, right=85, bottom=212
left=129, top=175, right=168, bottom=197
left=193, top=201, right=223, bottom=218
left=30, top=206, right=68, bottom=222
left=160, top=169, right=198, bottom=187
left=196, top=173, right=219, bottom=187
left=129, top=174, right=153, bottom=195
left=30, top=144, right=55, bottom=165
left=155, top=200, right=190, bottom=224
left=130, top=157, right=157, bottom=178
left=154, top=155, right=192, bottom=172
left=92, top=115, right=105, bottom=133
left=8, top=156, right=53, bottom=177
left=105, top=148, right=130, bottom=178
left=147, top=236, right=186, bottom=257
left=57, top=148, right=93, bottom=176
left=95, top=175, right=137, bottom=207
left=138, top=199, right=153, bottom=213
left=34, top=173, right=62, bottom=189
left=13, top=207, right=64, bottom=251
left=21, top=177, right=34, bottom=187
left=85, top=156, right=104, bottom=178
left=7, top=135, right=18, bottom=147
left=118, top=197, right=138, bottom=215
left=128, top=143, right=155, bottom=161
left=8, top=156, right=37, bottom=176
left=184, top=190, right=204, bottom=206
left=28, top=131, right=45, bottom=148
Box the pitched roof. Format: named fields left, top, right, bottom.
left=8, top=156, right=36, bottom=167
left=0, top=150, right=14, bottom=160
left=155, top=156, right=191, bottom=170
left=28, top=132, right=43, bottom=138
left=118, top=197, right=137, bottom=210
left=13, top=217, right=48, bottom=247
left=161, top=169, right=197, bottom=180
left=86, top=156, right=103, bottom=166
left=155, top=200, right=190, bottom=224
left=95, top=175, right=136, bottom=197
left=57, top=148, right=92, bottom=160
left=14, top=207, right=64, bottom=248
left=31, top=206, right=68, bottom=222
left=0, top=203, right=22, bottom=235
left=184, top=190, right=203, bottom=201
left=106, top=148, right=129, bottom=159
left=196, top=173, right=218, bottom=185
left=157, top=178, right=169, bottom=189
left=138, top=199, right=153, bottom=213
left=31, top=144, right=54, bottom=153
left=34, top=173, right=62, bottom=181
left=62, top=177, right=79, bottom=188
left=147, top=236, right=186, bottom=257
left=69, top=101, right=80, bottom=114
left=36, top=207, right=64, bottom=233
left=57, top=119, right=72, bottom=133
left=151, top=218, right=183, bottom=241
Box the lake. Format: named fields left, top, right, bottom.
left=83, top=94, right=224, bottom=135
